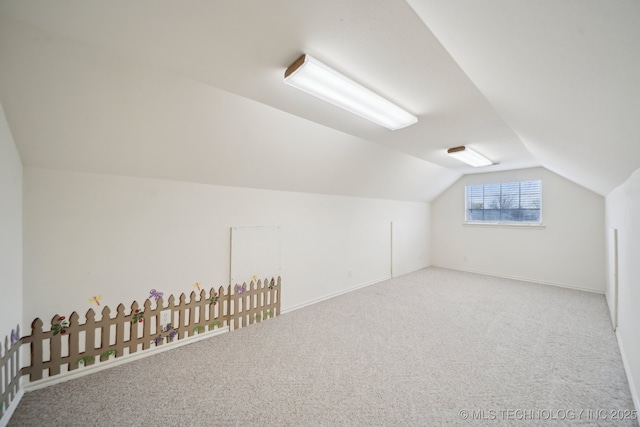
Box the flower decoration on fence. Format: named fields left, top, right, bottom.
left=152, top=324, right=178, bottom=345
left=77, top=355, right=94, bottom=365
left=13, top=276, right=280, bottom=386
left=101, top=349, right=117, bottom=359
left=208, top=291, right=219, bottom=306
left=149, top=289, right=164, bottom=301
left=193, top=320, right=222, bottom=334
left=132, top=309, right=145, bottom=323
left=52, top=316, right=69, bottom=335
left=194, top=282, right=201, bottom=291
left=77, top=349, right=118, bottom=365
left=254, top=310, right=273, bottom=322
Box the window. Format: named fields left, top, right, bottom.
left=465, top=180, right=542, bottom=224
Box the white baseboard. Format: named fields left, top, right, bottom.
left=432, top=265, right=605, bottom=294
left=23, top=327, right=228, bottom=393
left=0, top=387, right=24, bottom=427
left=280, top=264, right=433, bottom=316
left=281, top=275, right=391, bottom=315
left=616, top=328, right=640, bottom=415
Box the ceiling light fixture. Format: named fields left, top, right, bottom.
left=447, top=146, right=493, bottom=167
left=284, top=54, right=418, bottom=131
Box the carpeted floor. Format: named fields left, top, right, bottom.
left=8, top=268, right=637, bottom=426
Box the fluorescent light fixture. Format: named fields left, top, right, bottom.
left=284, top=54, right=417, bottom=130
left=447, top=146, right=493, bottom=167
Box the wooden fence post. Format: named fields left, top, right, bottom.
left=114, top=305, right=126, bottom=357
left=99, top=306, right=112, bottom=361
left=128, top=301, right=142, bottom=356
left=84, top=309, right=96, bottom=366
left=142, top=299, right=152, bottom=351
left=174, top=294, right=184, bottom=340
left=23, top=318, right=43, bottom=381
left=48, top=315, right=62, bottom=377
left=230, top=283, right=241, bottom=330
left=223, top=285, right=230, bottom=327
left=275, top=276, right=282, bottom=316
left=247, top=280, right=257, bottom=326
left=187, top=291, right=197, bottom=335
left=67, top=312, right=81, bottom=372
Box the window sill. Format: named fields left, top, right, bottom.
left=463, top=222, right=546, bottom=229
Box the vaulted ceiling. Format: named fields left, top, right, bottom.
left=0, top=0, right=638, bottom=201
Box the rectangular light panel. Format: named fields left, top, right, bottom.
left=284, top=54, right=417, bottom=131
left=447, top=146, right=493, bottom=167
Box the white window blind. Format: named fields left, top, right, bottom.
left=465, top=180, right=542, bottom=224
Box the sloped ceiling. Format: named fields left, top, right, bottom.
left=0, top=0, right=637, bottom=200
left=407, top=0, right=640, bottom=195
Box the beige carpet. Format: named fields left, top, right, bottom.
left=8, top=268, right=637, bottom=426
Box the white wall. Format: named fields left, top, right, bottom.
left=606, top=167, right=640, bottom=411
left=431, top=167, right=605, bottom=291
left=22, top=168, right=430, bottom=324
left=0, top=102, right=22, bottom=339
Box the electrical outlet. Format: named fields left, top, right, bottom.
left=160, top=310, right=172, bottom=325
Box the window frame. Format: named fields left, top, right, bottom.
left=463, top=179, right=543, bottom=227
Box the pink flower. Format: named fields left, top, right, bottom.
left=59, top=316, right=66, bottom=320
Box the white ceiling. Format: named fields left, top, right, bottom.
left=407, top=0, right=640, bottom=196
left=0, top=0, right=637, bottom=201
